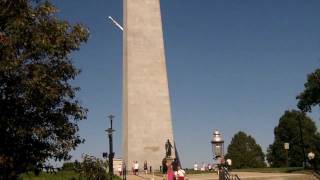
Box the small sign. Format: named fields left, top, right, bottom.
left=284, top=143, right=289, bottom=150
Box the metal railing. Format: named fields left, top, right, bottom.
left=313, top=170, right=320, bottom=180
left=221, top=167, right=240, bottom=180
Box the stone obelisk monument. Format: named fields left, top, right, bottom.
left=123, top=0, right=175, bottom=169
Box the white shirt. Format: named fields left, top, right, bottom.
left=194, top=164, right=198, bottom=171
left=177, top=169, right=185, bottom=177
left=134, top=162, right=139, bottom=170
left=226, top=159, right=232, bottom=166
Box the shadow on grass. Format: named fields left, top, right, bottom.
left=20, top=170, right=122, bottom=180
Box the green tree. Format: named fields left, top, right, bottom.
left=267, top=110, right=320, bottom=167
left=225, top=131, right=265, bottom=169
left=77, top=154, right=108, bottom=180
left=0, top=0, right=89, bottom=179
left=297, top=68, right=320, bottom=113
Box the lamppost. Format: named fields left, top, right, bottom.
left=211, top=130, right=225, bottom=162
left=211, top=130, right=225, bottom=180
left=106, top=114, right=115, bottom=179
left=284, top=142, right=289, bottom=167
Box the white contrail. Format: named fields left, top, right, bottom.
left=108, top=16, right=123, bottom=31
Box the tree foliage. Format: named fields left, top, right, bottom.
left=267, top=110, right=320, bottom=167
left=75, top=154, right=108, bottom=180
left=225, top=131, right=266, bottom=169
left=297, top=68, right=320, bottom=112
left=0, top=0, right=89, bottom=178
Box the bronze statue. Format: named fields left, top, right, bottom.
left=165, top=139, right=173, bottom=157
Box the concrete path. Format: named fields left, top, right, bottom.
left=186, top=172, right=314, bottom=180
left=125, top=172, right=314, bottom=180
left=126, top=174, right=163, bottom=180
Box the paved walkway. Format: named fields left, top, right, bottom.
left=187, top=172, right=314, bottom=180
left=125, top=172, right=314, bottom=180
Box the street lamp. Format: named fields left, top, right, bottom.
left=211, top=130, right=226, bottom=180
left=106, top=114, right=115, bottom=179
left=211, top=130, right=224, bottom=163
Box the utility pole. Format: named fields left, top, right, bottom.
left=106, top=114, right=115, bottom=178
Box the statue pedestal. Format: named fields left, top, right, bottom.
left=165, top=156, right=174, bottom=166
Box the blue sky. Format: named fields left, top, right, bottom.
left=51, top=0, right=320, bottom=167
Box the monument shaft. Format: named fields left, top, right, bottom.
left=123, top=0, right=174, bottom=169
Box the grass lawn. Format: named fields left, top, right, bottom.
left=21, top=170, right=122, bottom=180
left=21, top=170, right=81, bottom=180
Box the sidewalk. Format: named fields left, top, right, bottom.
left=125, top=172, right=313, bottom=180
left=126, top=174, right=163, bottom=180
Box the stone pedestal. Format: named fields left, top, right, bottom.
left=165, top=157, right=174, bottom=167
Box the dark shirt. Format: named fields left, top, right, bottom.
left=172, top=160, right=178, bottom=171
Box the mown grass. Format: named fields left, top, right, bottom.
left=21, top=170, right=81, bottom=180
left=20, top=170, right=122, bottom=180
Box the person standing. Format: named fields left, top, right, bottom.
left=167, top=164, right=174, bottom=180
left=201, top=162, right=205, bottom=171
left=117, top=164, right=122, bottom=176
left=162, top=158, right=168, bottom=174
left=226, top=159, right=232, bottom=171
left=122, top=162, right=127, bottom=180
left=172, top=158, right=178, bottom=178
left=143, top=160, right=148, bottom=174
left=193, top=162, right=198, bottom=171
left=131, top=161, right=135, bottom=175
left=134, top=161, right=139, bottom=175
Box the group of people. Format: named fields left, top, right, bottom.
left=162, top=158, right=186, bottom=180
left=193, top=159, right=232, bottom=173
left=193, top=162, right=214, bottom=171
left=118, top=157, right=186, bottom=180
left=130, top=160, right=152, bottom=175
